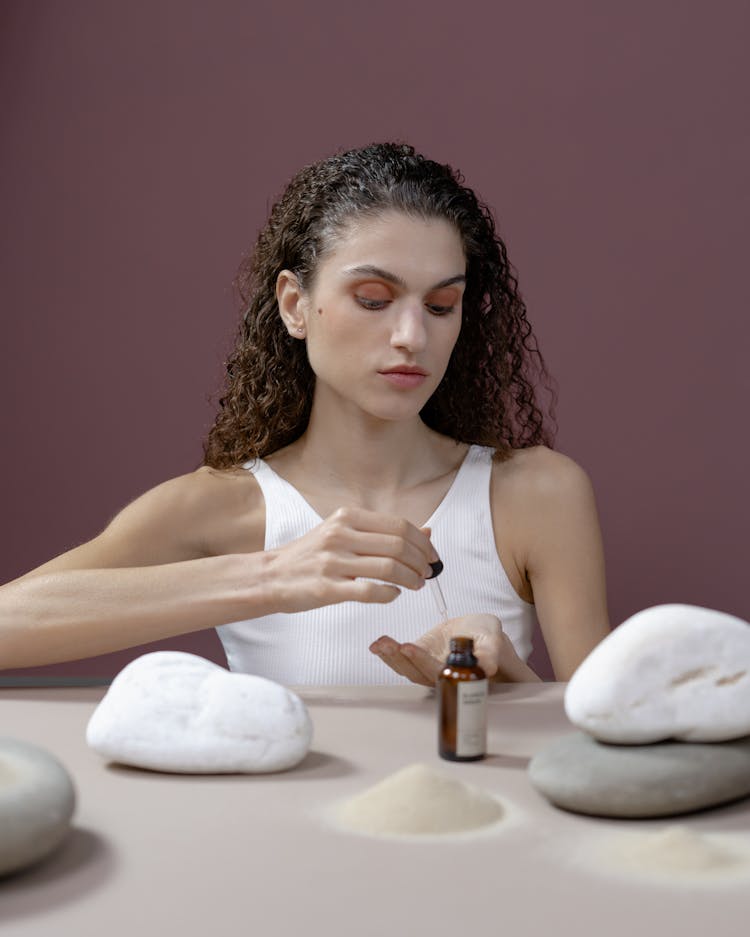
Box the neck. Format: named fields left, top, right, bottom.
left=294, top=399, right=446, bottom=494
left=298, top=413, right=436, bottom=492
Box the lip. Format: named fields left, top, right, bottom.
left=378, top=368, right=429, bottom=389
left=379, top=366, right=429, bottom=376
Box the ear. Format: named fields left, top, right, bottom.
left=276, top=270, right=308, bottom=339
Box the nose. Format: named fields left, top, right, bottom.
left=390, top=304, right=427, bottom=353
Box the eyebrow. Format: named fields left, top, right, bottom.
left=341, top=265, right=466, bottom=291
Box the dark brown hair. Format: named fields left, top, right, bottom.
left=204, top=142, right=556, bottom=467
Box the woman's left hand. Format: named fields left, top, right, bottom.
left=369, top=614, right=541, bottom=686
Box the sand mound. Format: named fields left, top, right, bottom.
left=336, top=763, right=503, bottom=837
left=602, top=826, right=750, bottom=879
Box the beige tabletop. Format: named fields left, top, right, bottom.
left=1, top=682, right=748, bottom=936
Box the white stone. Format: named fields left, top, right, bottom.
left=0, top=738, right=76, bottom=876
left=86, top=652, right=313, bottom=773
left=564, top=604, right=750, bottom=743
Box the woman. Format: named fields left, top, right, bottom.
left=0, top=143, right=610, bottom=683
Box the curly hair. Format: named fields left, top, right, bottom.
left=203, top=142, right=556, bottom=468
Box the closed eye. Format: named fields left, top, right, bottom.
left=355, top=297, right=389, bottom=310
left=356, top=297, right=456, bottom=315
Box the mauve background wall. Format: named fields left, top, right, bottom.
left=1, top=1, right=748, bottom=681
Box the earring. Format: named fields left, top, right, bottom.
left=296, top=327, right=304, bottom=334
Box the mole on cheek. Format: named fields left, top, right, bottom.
left=317, top=307, right=324, bottom=316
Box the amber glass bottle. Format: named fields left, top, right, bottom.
left=438, top=637, right=488, bottom=761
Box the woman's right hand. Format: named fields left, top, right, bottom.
left=264, top=507, right=439, bottom=612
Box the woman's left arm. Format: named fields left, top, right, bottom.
left=502, top=447, right=611, bottom=680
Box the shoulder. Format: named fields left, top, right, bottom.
left=491, top=445, right=593, bottom=499
left=104, top=464, right=266, bottom=559
left=117, top=464, right=262, bottom=520
left=489, top=446, right=599, bottom=559
left=18, top=464, right=267, bottom=577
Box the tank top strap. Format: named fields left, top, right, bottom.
left=425, top=445, right=493, bottom=530
left=243, top=458, right=321, bottom=550
left=454, top=444, right=494, bottom=491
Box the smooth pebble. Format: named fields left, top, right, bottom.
left=86, top=651, right=313, bottom=773
left=529, top=731, right=750, bottom=818
left=565, top=604, right=750, bottom=743
left=0, top=738, right=76, bottom=876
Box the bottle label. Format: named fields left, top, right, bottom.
left=455, top=679, right=488, bottom=757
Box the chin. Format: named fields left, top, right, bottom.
left=334, top=383, right=437, bottom=423
left=365, top=402, right=429, bottom=423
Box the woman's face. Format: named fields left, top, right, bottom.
left=282, top=211, right=466, bottom=424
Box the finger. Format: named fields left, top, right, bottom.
left=419, top=527, right=442, bottom=576
left=332, top=553, right=426, bottom=591
left=316, top=521, right=433, bottom=581
left=400, top=642, right=442, bottom=684
left=352, top=529, right=436, bottom=576
left=304, top=536, right=428, bottom=590
left=378, top=649, right=433, bottom=686
left=369, top=637, right=434, bottom=686
left=412, top=626, right=448, bottom=659
left=338, top=580, right=402, bottom=605
left=319, top=532, right=432, bottom=589
left=333, top=508, right=439, bottom=565
left=472, top=644, right=501, bottom=679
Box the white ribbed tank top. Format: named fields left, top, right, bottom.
left=215, top=444, right=536, bottom=684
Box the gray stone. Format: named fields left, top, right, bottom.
left=528, top=732, right=750, bottom=819
left=86, top=651, right=313, bottom=773
left=0, top=738, right=76, bottom=876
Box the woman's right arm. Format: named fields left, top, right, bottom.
left=0, top=468, right=436, bottom=669
left=0, top=468, right=272, bottom=668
